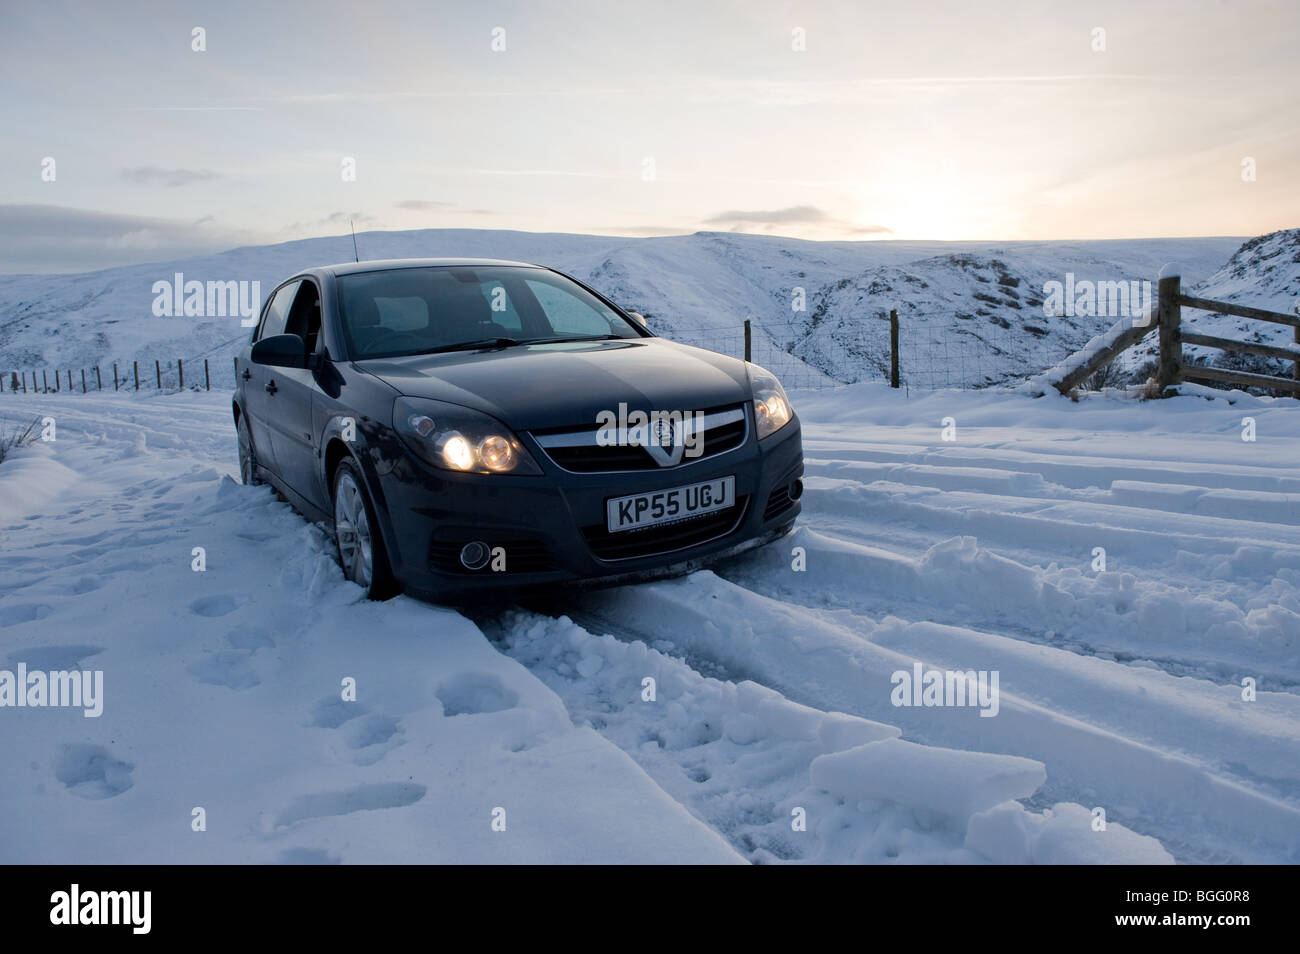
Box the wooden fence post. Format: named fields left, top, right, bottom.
left=81, top=369, right=86, bottom=393
left=134, top=361, right=139, bottom=390
left=1157, top=272, right=1182, bottom=393
left=204, top=359, right=210, bottom=391
left=42, top=370, right=49, bottom=392
left=21, top=373, right=26, bottom=394
left=890, top=309, right=900, bottom=388
left=114, top=363, right=119, bottom=391
left=155, top=360, right=161, bottom=389
left=95, top=366, right=102, bottom=390
left=66, top=369, right=72, bottom=390
left=178, top=359, right=184, bottom=390
left=743, top=319, right=752, bottom=363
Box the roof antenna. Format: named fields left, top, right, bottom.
left=350, top=219, right=360, bottom=262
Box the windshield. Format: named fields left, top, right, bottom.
left=337, top=265, right=644, bottom=359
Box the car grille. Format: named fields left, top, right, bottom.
left=582, top=496, right=750, bottom=562
left=429, top=537, right=554, bottom=574
left=531, top=405, right=747, bottom=473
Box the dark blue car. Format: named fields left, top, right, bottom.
left=234, top=259, right=803, bottom=600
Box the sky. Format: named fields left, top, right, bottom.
left=1, top=0, right=1297, bottom=273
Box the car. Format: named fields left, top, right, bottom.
left=233, top=258, right=803, bottom=600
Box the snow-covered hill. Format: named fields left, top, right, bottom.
left=1122, top=228, right=1300, bottom=379
left=0, top=229, right=1244, bottom=391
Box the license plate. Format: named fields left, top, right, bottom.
left=606, top=476, right=735, bottom=533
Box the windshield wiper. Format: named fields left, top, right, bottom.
left=527, top=334, right=625, bottom=345
left=431, top=337, right=523, bottom=354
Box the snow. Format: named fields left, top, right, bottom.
left=0, top=228, right=1243, bottom=392
left=1, top=366, right=1298, bottom=864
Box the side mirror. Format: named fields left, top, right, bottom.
left=627, top=311, right=648, bottom=327
left=251, top=333, right=310, bottom=369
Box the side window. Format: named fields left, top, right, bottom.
left=283, top=280, right=323, bottom=353
left=257, top=280, right=301, bottom=341
left=525, top=279, right=613, bottom=337
left=479, top=280, right=523, bottom=333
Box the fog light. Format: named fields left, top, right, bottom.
left=459, top=541, right=491, bottom=570
left=789, top=479, right=803, bottom=500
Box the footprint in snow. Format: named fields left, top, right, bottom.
left=226, top=625, right=275, bottom=651
left=436, top=673, right=519, bottom=716
left=0, top=603, right=55, bottom=626
left=53, top=744, right=134, bottom=800
left=270, top=782, right=427, bottom=830
left=188, top=651, right=260, bottom=690
left=4, top=644, right=103, bottom=671
left=190, top=595, right=238, bottom=618
left=308, top=696, right=366, bottom=729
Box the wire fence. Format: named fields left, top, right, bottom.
left=667, top=308, right=1090, bottom=392
left=2, top=309, right=1097, bottom=397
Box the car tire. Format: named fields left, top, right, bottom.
left=331, top=458, right=398, bottom=600
left=238, top=414, right=262, bottom=486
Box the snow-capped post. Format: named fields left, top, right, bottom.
left=890, top=309, right=900, bottom=388
left=1156, top=265, right=1182, bottom=393
left=744, top=319, right=752, bottom=362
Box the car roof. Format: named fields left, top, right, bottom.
left=315, top=258, right=543, bottom=277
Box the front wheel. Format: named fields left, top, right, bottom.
left=331, top=459, right=397, bottom=600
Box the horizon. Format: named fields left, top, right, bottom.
left=0, top=221, right=1265, bottom=279
left=2, top=0, right=1297, bottom=273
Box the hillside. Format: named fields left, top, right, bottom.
left=0, top=229, right=1248, bottom=390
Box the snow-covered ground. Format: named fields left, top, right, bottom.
left=2, top=381, right=1296, bottom=864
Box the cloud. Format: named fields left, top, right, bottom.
left=702, top=205, right=892, bottom=237
left=0, top=205, right=255, bottom=274
left=394, top=199, right=456, bottom=211
left=703, top=205, right=831, bottom=226
left=121, top=166, right=220, bottom=187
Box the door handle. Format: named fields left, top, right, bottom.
left=265, top=380, right=278, bottom=395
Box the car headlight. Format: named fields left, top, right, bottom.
left=747, top=363, right=793, bottom=440
left=393, top=397, right=542, bottom=475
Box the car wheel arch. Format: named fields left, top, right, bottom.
left=322, top=433, right=402, bottom=577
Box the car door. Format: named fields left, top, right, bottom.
left=243, top=279, right=301, bottom=478
left=266, top=279, right=326, bottom=509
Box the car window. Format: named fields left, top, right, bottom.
left=283, top=280, right=323, bottom=353
left=480, top=280, right=523, bottom=332
left=525, top=278, right=618, bottom=337
left=374, top=296, right=429, bottom=331
left=337, top=266, right=639, bottom=359
left=258, top=280, right=301, bottom=341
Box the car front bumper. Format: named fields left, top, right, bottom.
left=370, top=415, right=803, bottom=601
